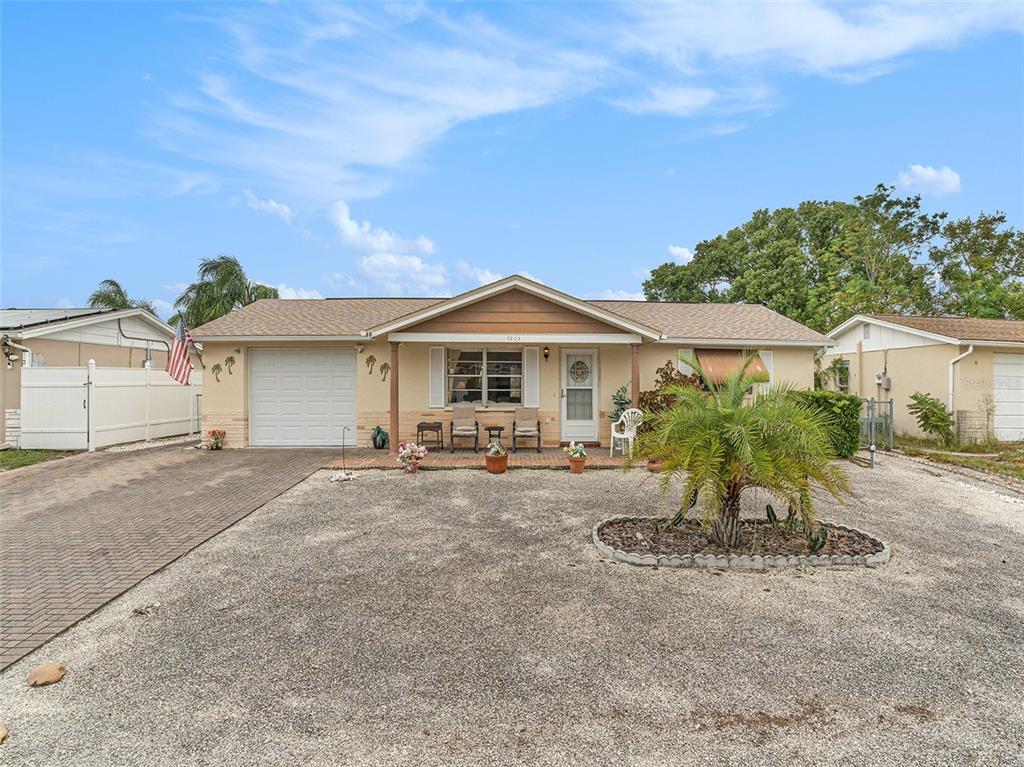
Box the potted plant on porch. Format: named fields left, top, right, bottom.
left=484, top=441, right=508, bottom=474
left=563, top=441, right=587, bottom=473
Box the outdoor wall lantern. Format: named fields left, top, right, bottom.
left=543, top=346, right=550, bottom=361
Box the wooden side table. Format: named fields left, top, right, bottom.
left=416, top=421, right=444, bottom=449
left=484, top=425, right=505, bottom=445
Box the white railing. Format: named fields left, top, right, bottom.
left=19, top=360, right=202, bottom=451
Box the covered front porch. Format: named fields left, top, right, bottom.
left=325, top=447, right=633, bottom=470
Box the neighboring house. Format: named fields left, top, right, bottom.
left=823, top=314, right=1024, bottom=442
left=191, top=275, right=829, bottom=450
left=1, top=308, right=180, bottom=446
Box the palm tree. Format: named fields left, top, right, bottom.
left=88, top=278, right=158, bottom=316
left=173, top=255, right=279, bottom=327
left=636, top=352, right=849, bottom=548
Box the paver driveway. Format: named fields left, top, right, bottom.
left=0, top=446, right=336, bottom=668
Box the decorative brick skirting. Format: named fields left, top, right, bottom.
left=592, top=516, right=891, bottom=570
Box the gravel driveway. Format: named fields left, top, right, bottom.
left=1, top=458, right=1022, bottom=766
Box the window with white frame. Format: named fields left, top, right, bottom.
left=835, top=360, right=851, bottom=392
left=447, top=349, right=523, bottom=405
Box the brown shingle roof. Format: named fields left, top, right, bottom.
left=192, top=298, right=443, bottom=337
left=592, top=301, right=830, bottom=343
left=192, top=295, right=829, bottom=344
left=867, top=314, right=1024, bottom=343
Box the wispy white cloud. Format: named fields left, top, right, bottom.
left=586, top=289, right=645, bottom=301
left=668, top=245, right=694, bottom=263
left=615, top=85, right=717, bottom=116
left=331, top=201, right=434, bottom=255
left=896, top=164, right=962, bottom=195
left=244, top=188, right=293, bottom=223
left=357, top=253, right=449, bottom=296
left=153, top=5, right=609, bottom=202
left=151, top=298, right=175, bottom=317
left=267, top=283, right=324, bottom=299
left=457, top=261, right=502, bottom=286
left=619, top=2, right=1023, bottom=78
left=55, top=296, right=75, bottom=309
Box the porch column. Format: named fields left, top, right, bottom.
left=630, top=344, right=641, bottom=405
left=389, top=341, right=400, bottom=455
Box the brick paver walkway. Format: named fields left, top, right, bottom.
left=325, top=447, right=631, bottom=470
left=0, top=446, right=335, bottom=670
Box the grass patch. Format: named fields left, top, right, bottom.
left=0, top=449, right=76, bottom=471
left=895, top=435, right=1024, bottom=481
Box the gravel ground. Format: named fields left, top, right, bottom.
left=1, top=457, right=1022, bottom=766
left=103, top=434, right=202, bottom=453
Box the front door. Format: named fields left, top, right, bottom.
left=561, top=348, right=598, bottom=442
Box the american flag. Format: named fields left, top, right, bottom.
left=166, top=318, right=193, bottom=385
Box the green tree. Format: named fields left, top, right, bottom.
left=173, top=255, right=279, bottom=327
left=643, top=185, right=945, bottom=332
left=928, top=212, right=1024, bottom=319
left=635, top=353, right=849, bottom=547
left=88, top=278, right=159, bottom=316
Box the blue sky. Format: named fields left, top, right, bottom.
left=3, top=2, right=1023, bottom=315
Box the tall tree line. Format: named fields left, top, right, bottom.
left=643, top=184, right=1024, bottom=331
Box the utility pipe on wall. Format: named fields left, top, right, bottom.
left=948, top=344, right=974, bottom=413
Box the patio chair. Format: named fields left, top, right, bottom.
left=449, top=403, right=480, bottom=452
left=511, top=407, right=541, bottom=453
left=610, top=408, right=644, bottom=457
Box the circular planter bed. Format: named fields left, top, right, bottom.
left=594, top=516, right=890, bottom=569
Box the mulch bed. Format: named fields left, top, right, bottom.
left=598, top=518, right=884, bottom=558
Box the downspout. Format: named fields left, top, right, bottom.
left=948, top=344, right=974, bottom=413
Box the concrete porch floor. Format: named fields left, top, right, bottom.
left=324, top=447, right=631, bottom=470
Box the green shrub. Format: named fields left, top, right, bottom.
left=907, top=392, right=956, bottom=447
left=794, top=390, right=863, bottom=458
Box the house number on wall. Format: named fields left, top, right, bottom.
left=505, top=335, right=522, bottom=342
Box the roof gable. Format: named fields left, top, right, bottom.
left=5, top=308, right=173, bottom=340
left=829, top=314, right=1024, bottom=345
left=367, top=275, right=662, bottom=339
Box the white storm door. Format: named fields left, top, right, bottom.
left=993, top=353, right=1024, bottom=441
left=249, top=348, right=357, bottom=446
left=560, top=348, right=598, bottom=442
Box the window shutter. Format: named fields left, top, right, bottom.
left=429, top=346, right=445, bottom=408
left=523, top=347, right=540, bottom=408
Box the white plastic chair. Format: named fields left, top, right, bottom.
left=610, top=408, right=644, bottom=457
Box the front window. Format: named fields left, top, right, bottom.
left=447, top=349, right=523, bottom=405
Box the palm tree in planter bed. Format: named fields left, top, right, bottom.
left=634, top=352, right=850, bottom=548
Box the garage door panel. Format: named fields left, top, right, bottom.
left=250, top=348, right=357, bottom=446
left=994, top=353, right=1024, bottom=441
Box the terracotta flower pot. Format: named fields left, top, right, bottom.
left=485, top=453, right=508, bottom=474
left=647, top=459, right=662, bottom=473
left=568, top=456, right=586, bottom=474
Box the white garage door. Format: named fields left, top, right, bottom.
left=993, top=353, right=1024, bottom=441
left=250, top=348, right=357, bottom=446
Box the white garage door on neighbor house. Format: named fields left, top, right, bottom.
left=993, top=353, right=1024, bottom=441
left=249, top=348, right=357, bottom=446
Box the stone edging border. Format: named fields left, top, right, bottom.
left=592, top=516, right=891, bottom=570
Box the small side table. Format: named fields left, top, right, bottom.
left=484, top=425, right=505, bottom=445
left=416, top=421, right=444, bottom=449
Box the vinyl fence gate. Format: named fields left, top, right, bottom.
left=860, top=398, right=894, bottom=452
left=19, top=360, right=202, bottom=451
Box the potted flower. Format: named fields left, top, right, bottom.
left=397, top=441, right=428, bottom=473
left=207, top=429, right=226, bottom=450
left=371, top=425, right=390, bottom=450
left=485, top=442, right=508, bottom=474
left=563, top=441, right=587, bottom=473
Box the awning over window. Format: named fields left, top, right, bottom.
left=694, top=349, right=769, bottom=384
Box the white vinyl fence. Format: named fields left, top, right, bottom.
left=19, top=360, right=202, bottom=451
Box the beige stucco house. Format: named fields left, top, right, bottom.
left=191, top=275, right=828, bottom=451
left=823, top=314, right=1024, bottom=442
left=1, top=307, right=180, bottom=446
